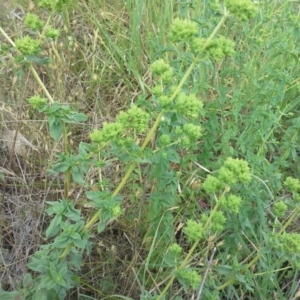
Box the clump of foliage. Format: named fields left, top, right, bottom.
left=0, top=0, right=300, bottom=299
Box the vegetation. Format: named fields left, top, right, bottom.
left=0, top=0, right=300, bottom=299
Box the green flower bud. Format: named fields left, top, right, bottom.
left=24, top=13, right=44, bottom=30
left=111, top=205, right=122, bottom=217
left=116, top=105, right=150, bottom=133
left=183, top=123, right=202, bottom=141
left=219, top=194, right=242, bottom=213
left=39, top=0, right=71, bottom=11
left=161, top=69, right=174, bottom=84
left=273, top=201, right=288, bottom=218
left=225, top=0, right=257, bottom=21
left=28, top=95, right=47, bottom=110
left=169, top=18, right=198, bottom=43
left=175, top=93, right=203, bottom=119
left=151, top=85, right=163, bottom=97
left=278, top=232, right=300, bottom=254
left=220, top=158, right=251, bottom=184
left=151, top=59, right=172, bottom=76
left=202, top=175, right=225, bottom=194
left=169, top=243, right=182, bottom=257
left=15, top=36, right=41, bottom=56
left=159, top=134, right=171, bottom=146
left=192, top=36, right=235, bottom=61
left=211, top=211, right=227, bottom=232
left=90, top=122, right=123, bottom=144
left=184, top=219, right=204, bottom=243
left=176, top=269, right=202, bottom=290
left=284, top=177, right=300, bottom=193
left=158, top=95, right=172, bottom=107
left=44, top=27, right=60, bottom=39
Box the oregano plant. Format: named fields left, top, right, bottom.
left=1, top=0, right=300, bottom=299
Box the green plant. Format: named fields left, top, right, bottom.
left=1, top=0, right=300, bottom=299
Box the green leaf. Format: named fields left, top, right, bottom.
left=53, top=235, right=69, bottom=248
left=69, top=251, right=83, bottom=270
left=70, top=232, right=81, bottom=240
left=73, top=238, right=86, bottom=249
left=215, top=265, right=234, bottom=275
left=23, top=272, right=33, bottom=288
left=48, top=114, right=56, bottom=126
left=72, top=113, right=88, bottom=123
left=0, top=288, right=22, bottom=300
left=46, top=215, right=62, bottom=238
left=25, top=55, right=51, bottom=64
left=32, top=287, right=58, bottom=300
left=52, top=162, right=70, bottom=173
left=97, top=221, right=107, bottom=233
left=49, top=120, right=63, bottom=141
left=72, top=169, right=86, bottom=184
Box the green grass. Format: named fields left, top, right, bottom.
left=0, top=0, right=300, bottom=299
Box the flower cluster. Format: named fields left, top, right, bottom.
left=90, top=106, right=149, bottom=146
left=200, top=211, right=227, bottom=233
left=284, top=177, right=300, bottom=193
left=202, top=175, right=224, bottom=194
left=38, top=0, right=71, bottom=11
left=176, top=123, right=202, bottom=147
left=175, top=93, right=203, bottom=119
left=158, top=95, right=172, bottom=107
left=90, top=123, right=123, bottom=145
left=151, top=59, right=173, bottom=77
left=24, top=13, right=44, bottom=30
left=211, top=211, right=227, bottom=232
left=169, top=243, right=182, bottom=257
left=219, top=157, right=251, bottom=185
left=284, top=177, right=300, bottom=202
left=158, top=134, right=171, bottom=147
left=184, top=219, right=204, bottom=243
left=116, top=105, right=150, bottom=133
left=277, top=232, right=300, bottom=254
left=15, top=36, right=41, bottom=55
left=225, top=0, right=258, bottom=21
left=111, top=204, right=122, bottom=218
left=202, top=158, right=251, bottom=194
left=219, top=194, right=242, bottom=213
left=273, top=201, right=288, bottom=218
left=176, top=269, right=202, bottom=290
left=28, top=95, right=47, bottom=110
left=44, top=27, right=60, bottom=39
left=192, top=36, right=235, bottom=61
left=169, top=18, right=198, bottom=43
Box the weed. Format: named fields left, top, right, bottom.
left=0, top=0, right=300, bottom=299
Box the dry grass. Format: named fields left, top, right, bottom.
left=0, top=0, right=154, bottom=297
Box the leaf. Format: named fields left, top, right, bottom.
left=25, top=55, right=51, bottom=64
left=72, top=169, right=86, bottom=184
left=32, top=288, right=56, bottom=300
left=78, top=142, right=92, bottom=154
left=0, top=288, right=22, bottom=300
left=73, top=238, right=86, bottom=249
left=69, top=251, right=83, bottom=270
left=70, top=232, right=81, bottom=240
left=215, top=265, right=234, bottom=275
left=97, top=221, right=107, bottom=233
left=72, top=112, right=88, bottom=123
left=52, top=162, right=70, bottom=173
left=23, top=273, right=33, bottom=288
left=53, top=235, right=69, bottom=248
left=49, top=121, right=63, bottom=141
left=46, top=215, right=62, bottom=239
